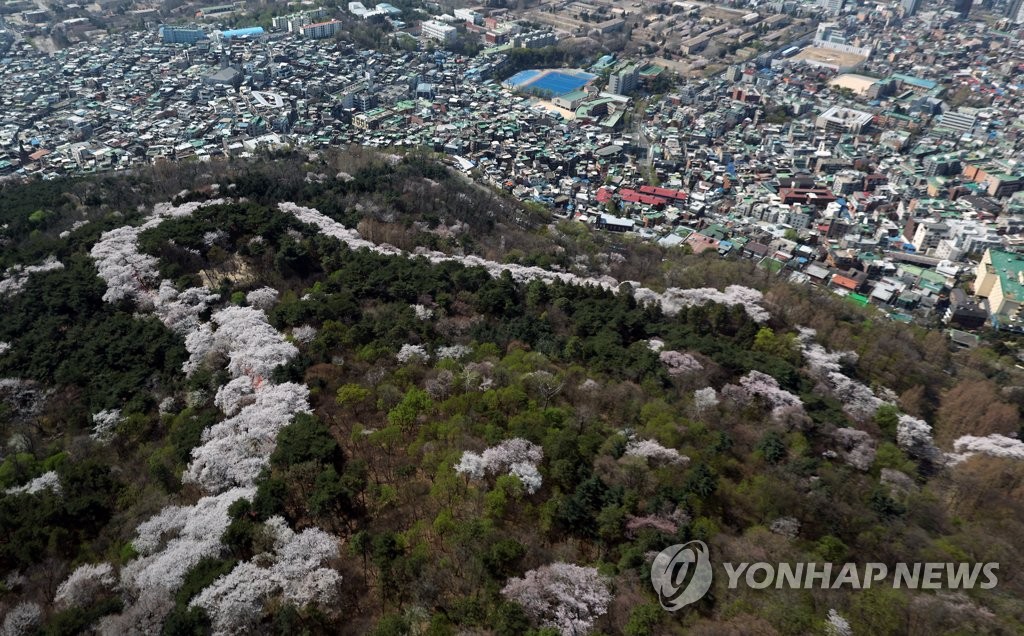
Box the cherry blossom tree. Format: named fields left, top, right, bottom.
left=825, top=609, right=852, bottom=636
left=481, top=438, right=544, bottom=470
left=190, top=517, right=341, bottom=635
left=733, top=371, right=803, bottom=418
left=624, top=438, right=688, bottom=465
left=454, top=452, right=486, bottom=479
left=122, top=487, right=255, bottom=596
left=396, top=344, right=428, bottom=363
left=291, top=325, right=318, bottom=344
left=509, top=461, right=543, bottom=494
left=152, top=283, right=220, bottom=336
left=207, top=306, right=299, bottom=380
left=213, top=376, right=256, bottom=416
left=625, top=508, right=689, bottom=537
left=824, top=372, right=885, bottom=421
left=0, top=601, right=41, bottom=636
left=437, top=344, right=471, bottom=360
left=5, top=471, right=61, bottom=496
left=796, top=328, right=886, bottom=421
left=184, top=382, right=311, bottom=492
left=0, top=256, right=64, bottom=298
left=832, top=428, right=876, bottom=471
left=245, top=287, right=279, bottom=311
left=693, top=387, right=719, bottom=412
left=501, top=562, right=612, bottom=635
left=411, top=304, right=434, bottom=321
left=54, top=563, right=116, bottom=609
left=95, top=587, right=175, bottom=636
left=280, top=202, right=772, bottom=323
left=90, top=225, right=161, bottom=306
left=659, top=350, right=703, bottom=376
left=949, top=434, right=1024, bottom=463
left=91, top=409, right=122, bottom=443
left=897, top=414, right=943, bottom=464
left=456, top=439, right=544, bottom=492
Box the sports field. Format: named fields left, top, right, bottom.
left=503, top=69, right=596, bottom=96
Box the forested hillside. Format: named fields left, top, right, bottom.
left=1, top=150, right=1023, bottom=636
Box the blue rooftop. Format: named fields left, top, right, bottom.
left=221, top=26, right=264, bottom=39
left=890, top=73, right=937, bottom=90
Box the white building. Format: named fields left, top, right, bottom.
left=911, top=221, right=950, bottom=253
left=301, top=20, right=343, bottom=38
left=421, top=19, right=457, bottom=43
left=453, top=8, right=482, bottom=24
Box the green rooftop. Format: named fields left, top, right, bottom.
left=988, top=250, right=1024, bottom=303
left=847, top=293, right=870, bottom=307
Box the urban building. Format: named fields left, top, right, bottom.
left=421, top=19, right=457, bottom=43
left=608, top=64, right=639, bottom=95
left=158, top=25, right=206, bottom=44
left=301, top=20, right=343, bottom=39
left=975, top=249, right=1024, bottom=323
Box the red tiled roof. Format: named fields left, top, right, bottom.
left=620, top=188, right=667, bottom=206
left=831, top=275, right=859, bottom=290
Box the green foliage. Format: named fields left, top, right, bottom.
left=492, top=602, right=531, bottom=636
left=0, top=459, right=120, bottom=571
left=848, top=587, right=908, bottom=636
left=624, top=603, right=664, bottom=636
left=0, top=258, right=186, bottom=411
left=271, top=414, right=341, bottom=467
left=42, top=597, right=123, bottom=636
left=874, top=404, right=900, bottom=441
left=176, top=557, right=239, bottom=607
left=162, top=607, right=212, bottom=636
left=3, top=156, right=1023, bottom=635
left=756, top=431, right=788, bottom=465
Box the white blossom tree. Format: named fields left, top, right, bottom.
left=208, top=306, right=299, bottom=380
left=509, top=461, right=544, bottom=494
left=190, top=517, right=341, bottom=635
left=0, top=256, right=64, bottom=298
left=122, top=487, right=255, bottom=595
left=5, top=471, right=61, bottom=496
left=832, top=428, right=876, bottom=471
left=825, top=609, right=853, bottom=636
left=501, top=563, right=612, bottom=635
left=184, top=383, right=311, bottom=492
left=693, top=387, right=719, bottom=412
left=396, top=344, right=428, bottom=363
left=733, top=371, right=803, bottom=419
left=54, top=562, right=116, bottom=609
left=897, top=414, right=944, bottom=464
left=280, top=202, right=772, bottom=323
left=91, top=409, right=123, bottom=443
left=454, top=452, right=486, bottom=479
left=949, top=434, right=1024, bottom=463
left=624, top=438, right=689, bottom=465
left=0, top=601, right=41, bottom=636
left=659, top=350, right=703, bottom=376
left=411, top=304, right=434, bottom=321
left=436, top=344, right=471, bottom=360
left=456, top=439, right=544, bottom=492
left=245, top=287, right=279, bottom=311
